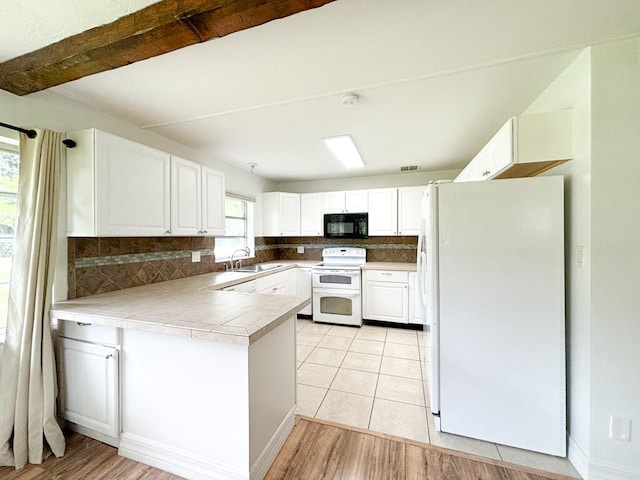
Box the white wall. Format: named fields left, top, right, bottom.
left=524, top=49, right=593, bottom=471
left=589, top=37, right=640, bottom=474
left=275, top=168, right=460, bottom=193
left=524, top=37, right=640, bottom=479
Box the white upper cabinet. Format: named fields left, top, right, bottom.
left=323, top=190, right=368, bottom=213
left=171, top=156, right=202, bottom=236
left=455, top=110, right=573, bottom=182
left=171, top=157, right=225, bottom=236
left=67, top=129, right=224, bottom=237
left=67, top=129, right=170, bottom=237
left=262, top=192, right=301, bottom=236
left=368, top=188, right=398, bottom=235
left=300, top=192, right=323, bottom=236
left=397, top=186, right=427, bottom=235
left=201, top=166, right=225, bottom=236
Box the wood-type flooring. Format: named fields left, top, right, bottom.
left=265, top=416, right=578, bottom=480
left=0, top=417, right=577, bottom=480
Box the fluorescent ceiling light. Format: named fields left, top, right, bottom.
left=324, top=134, right=365, bottom=169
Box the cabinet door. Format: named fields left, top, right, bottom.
left=398, top=186, right=427, bottom=235
left=95, top=131, right=170, bottom=236
left=296, top=267, right=312, bottom=315
left=202, top=167, right=226, bottom=236
left=323, top=191, right=346, bottom=213
left=171, top=156, right=202, bottom=236
left=300, top=193, right=323, bottom=236
left=363, top=280, right=409, bottom=323
left=408, top=271, right=425, bottom=325
left=345, top=190, right=368, bottom=213
left=487, top=119, right=513, bottom=178
left=58, top=338, right=119, bottom=444
left=454, top=159, right=477, bottom=183
left=278, top=193, right=301, bottom=236
left=368, top=188, right=398, bottom=235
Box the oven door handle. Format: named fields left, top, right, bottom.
left=312, top=287, right=361, bottom=297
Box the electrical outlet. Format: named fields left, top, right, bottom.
left=609, top=415, right=631, bottom=442
left=297, top=246, right=304, bottom=254
left=191, top=251, right=201, bottom=263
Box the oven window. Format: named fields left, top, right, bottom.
left=319, top=274, right=353, bottom=285
left=320, top=296, right=353, bottom=316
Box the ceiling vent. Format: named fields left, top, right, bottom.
left=400, top=165, right=419, bottom=172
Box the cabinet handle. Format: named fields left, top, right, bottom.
left=482, top=170, right=491, bottom=176
left=382, top=272, right=392, bottom=276
left=76, top=322, right=91, bottom=326
left=105, top=354, right=113, bottom=360
left=165, top=230, right=171, bottom=235
left=202, top=230, right=207, bottom=234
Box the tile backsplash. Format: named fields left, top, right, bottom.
left=255, top=236, right=417, bottom=264
left=68, top=235, right=417, bottom=298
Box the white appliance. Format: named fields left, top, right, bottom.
left=417, top=176, right=566, bottom=456
left=312, top=247, right=366, bottom=326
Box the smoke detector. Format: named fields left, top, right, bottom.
left=340, top=93, right=360, bottom=106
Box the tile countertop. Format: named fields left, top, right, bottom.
left=361, top=262, right=417, bottom=272
left=51, top=263, right=312, bottom=346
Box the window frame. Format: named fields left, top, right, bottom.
left=0, top=137, right=19, bottom=340
left=215, top=194, right=255, bottom=262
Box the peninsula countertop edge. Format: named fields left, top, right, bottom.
left=51, top=262, right=313, bottom=345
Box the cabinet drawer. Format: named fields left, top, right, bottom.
left=365, top=270, right=409, bottom=283
left=258, top=281, right=288, bottom=295
left=255, top=270, right=289, bottom=291
left=58, top=320, right=120, bottom=346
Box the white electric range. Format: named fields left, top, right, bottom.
left=311, top=247, right=366, bottom=326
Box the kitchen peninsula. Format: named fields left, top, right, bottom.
left=51, top=265, right=310, bottom=480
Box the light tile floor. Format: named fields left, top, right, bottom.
left=296, top=318, right=581, bottom=479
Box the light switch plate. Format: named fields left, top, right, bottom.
left=610, top=415, right=631, bottom=442
left=192, top=251, right=201, bottom=263
left=297, top=246, right=304, bottom=254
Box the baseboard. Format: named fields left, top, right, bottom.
left=568, top=436, right=640, bottom=480
left=118, top=433, right=248, bottom=480
left=568, top=436, right=589, bottom=479
left=250, top=407, right=296, bottom=480
left=589, top=460, right=640, bottom=480
left=67, top=422, right=119, bottom=448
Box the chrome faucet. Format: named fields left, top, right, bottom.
left=229, top=247, right=251, bottom=271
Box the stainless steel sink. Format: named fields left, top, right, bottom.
left=235, top=264, right=283, bottom=273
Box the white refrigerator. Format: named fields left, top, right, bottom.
left=417, top=175, right=566, bottom=457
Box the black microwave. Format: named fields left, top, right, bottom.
left=324, top=213, right=368, bottom=239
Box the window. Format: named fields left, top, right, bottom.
left=215, top=195, right=254, bottom=260
left=0, top=139, right=19, bottom=336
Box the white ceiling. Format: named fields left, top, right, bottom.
left=3, top=0, right=640, bottom=182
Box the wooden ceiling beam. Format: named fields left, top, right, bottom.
left=0, top=0, right=335, bottom=96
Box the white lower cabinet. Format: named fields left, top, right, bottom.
left=362, top=270, right=409, bottom=324
left=296, top=267, right=312, bottom=315
left=408, top=271, right=425, bottom=325
left=256, top=269, right=290, bottom=295
left=57, top=330, right=120, bottom=447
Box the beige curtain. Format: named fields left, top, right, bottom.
left=0, top=129, right=65, bottom=468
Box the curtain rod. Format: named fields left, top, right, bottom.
left=0, top=121, right=77, bottom=148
